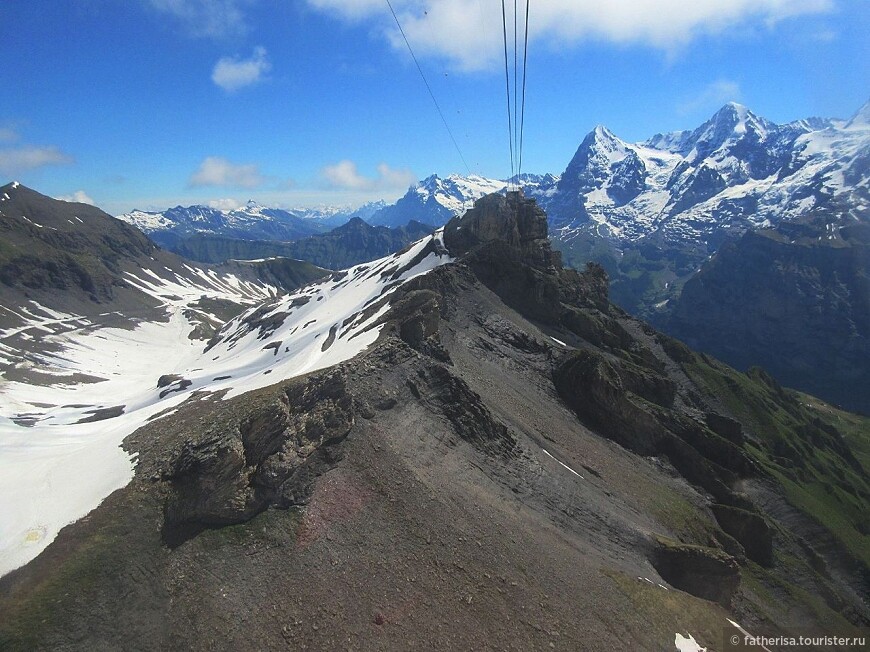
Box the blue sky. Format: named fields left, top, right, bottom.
left=0, top=0, right=867, bottom=214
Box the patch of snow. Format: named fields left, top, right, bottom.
left=727, top=619, right=772, bottom=652
left=19, top=215, right=43, bottom=228
left=550, top=336, right=567, bottom=347
left=674, top=633, right=706, bottom=652
left=542, top=448, right=584, bottom=479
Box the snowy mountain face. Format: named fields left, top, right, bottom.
left=0, top=185, right=451, bottom=576
left=366, top=173, right=559, bottom=228
left=541, top=101, right=870, bottom=318
left=550, top=101, right=869, bottom=246
left=365, top=105, right=867, bottom=246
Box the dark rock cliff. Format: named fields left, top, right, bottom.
left=667, top=216, right=870, bottom=413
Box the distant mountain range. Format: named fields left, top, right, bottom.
left=0, top=182, right=326, bottom=337
left=546, top=100, right=869, bottom=318
left=119, top=199, right=387, bottom=248
left=123, top=100, right=867, bottom=293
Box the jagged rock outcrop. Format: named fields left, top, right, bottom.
left=551, top=348, right=753, bottom=507
left=711, top=504, right=774, bottom=567
left=652, top=538, right=741, bottom=606
left=444, top=192, right=609, bottom=324
left=161, top=369, right=353, bottom=542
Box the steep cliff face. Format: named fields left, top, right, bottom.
left=667, top=216, right=870, bottom=413
left=1, top=194, right=867, bottom=651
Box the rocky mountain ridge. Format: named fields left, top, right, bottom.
left=1, top=191, right=867, bottom=650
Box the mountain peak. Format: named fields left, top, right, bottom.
left=709, top=101, right=747, bottom=126
left=566, top=124, right=630, bottom=169
left=706, top=102, right=769, bottom=136
left=676, top=102, right=772, bottom=161
left=340, top=215, right=369, bottom=228
left=588, top=124, right=622, bottom=145
left=419, top=174, right=441, bottom=187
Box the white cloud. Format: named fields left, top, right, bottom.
left=189, top=156, right=265, bottom=188
left=321, top=160, right=415, bottom=191
left=147, top=0, right=250, bottom=39
left=57, top=190, right=96, bottom=205
left=0, top=146, right=73, bottom=175
left=212, top=46, right=271, bottom=92
left=307, top=0, right=832, bottom=71
left=207, top=197, right=243, bottom=210
left=375, top=163, right=416, bottom=189
left=679, top=80, right=742, bottom=115
left=322, top=160, right=370, bottom=190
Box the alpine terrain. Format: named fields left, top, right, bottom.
left=360, top=102, right=869, bottom=323
left=0, top=182, right=328, bottom=573
left=1, top=190, right=867, bottom=650
left=309, top=101, right=869, bottom=411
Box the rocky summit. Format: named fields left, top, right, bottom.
left=1, top=193, right=867, bottom=651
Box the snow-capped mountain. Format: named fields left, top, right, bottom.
left=365, top=173, right=559, bottom=228
left=365, top=102, right=867, bottom=251
left=118, top=200, right=387, bottom=246
left=539, top=101, right=870, bottom=319
left=367, top=174, right=507, bottom=228
left=118, top=102, right=867, bottom=261
left=549, top=101, right=869, bottom=245
left=0, top=183, right=331, bottom=573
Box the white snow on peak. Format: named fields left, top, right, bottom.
left=0, top=230, right=452, bottom=577
left=119, top=209, right=176, bottom=232
left=415, top=174, right=506, bottom=215
left=11, top=181, right=19, bottom=189
left=590, top=125, right=631, bottom=164
left=557, top=100, right=869, bottom=246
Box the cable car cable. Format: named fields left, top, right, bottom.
left=385, top=0, right=471, bottom=174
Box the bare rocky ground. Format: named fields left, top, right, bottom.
left=1, top=194, right=866, bottom=650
